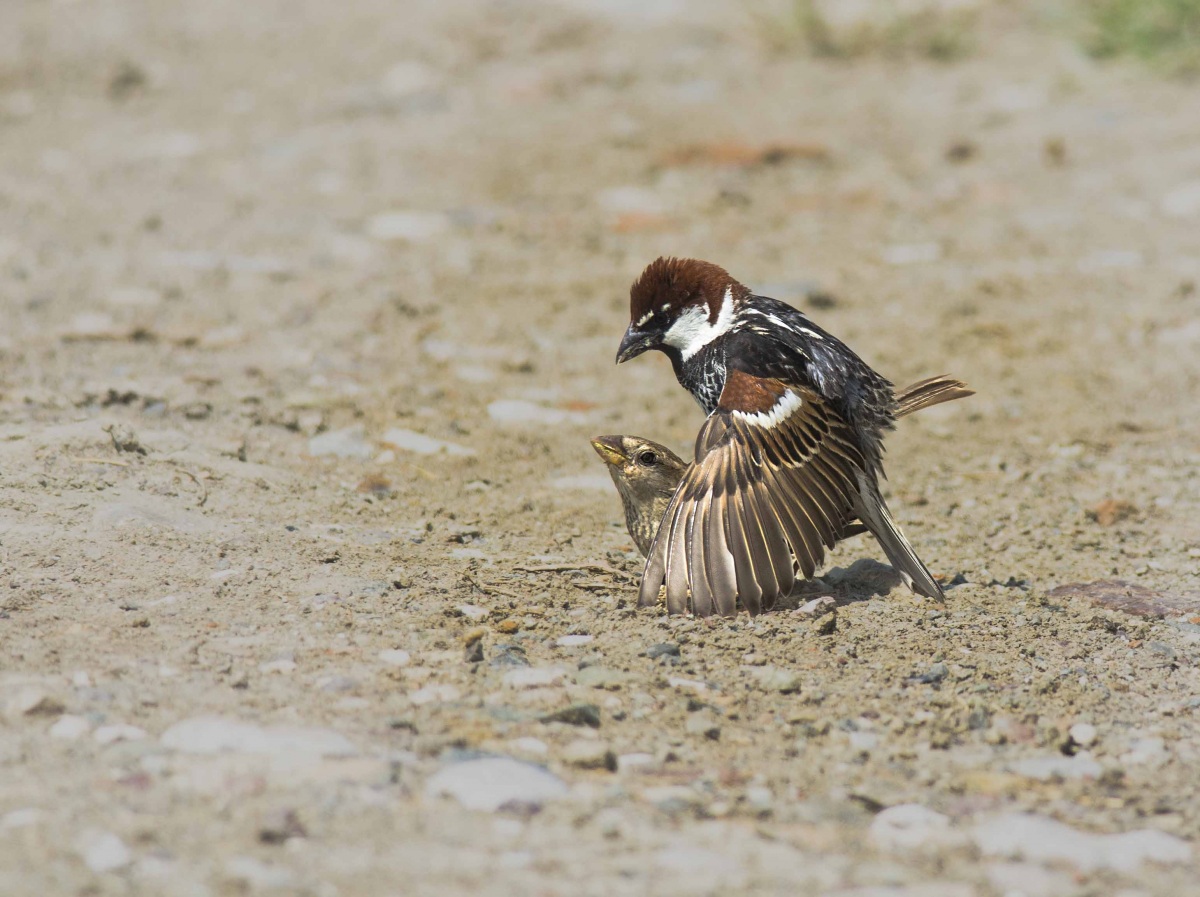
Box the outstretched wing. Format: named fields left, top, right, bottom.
left=638, top=370, right=867, bottom=617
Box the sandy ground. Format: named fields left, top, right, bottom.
left=2, top=1, right=1200, bottom=894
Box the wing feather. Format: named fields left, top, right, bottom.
left=637, top=371, right=907, bottom=616
left=686, top=494, right=714, bottom=618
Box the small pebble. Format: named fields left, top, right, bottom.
left=503, top=667, right=568, bottom=689
left=49, top=714, right=91, bottom=740
left=574, top=666, right=629, bottom=689
left=744, top=786, right=773, bottom=814
left=645, top=643, right=680, bottom=659
left=486, top=400, right=585, bottom=425
left=378, top=649, right=412, bottom=667
left=556, top=634, right=594, bottom=648
left=974, top=813, right=1192, bottom=872
left=381, top=427, right=473, bottom=457
left=911, top=662, right=949, bottom=684
left=307, top=427, right=372, bottom=459
left=5, top=687, right=64, bottom=718
left=425, top=757, right=567, bottom=812
left=751, top=666, right=801, bottom=694
left=617, top=752, right=656, bottom=773
left=94, top=724, right=148, bottom=745
left=77, top=831, right=133, bottom=873
left=562, top=739, right=616, bottom=771
left=1, top=808, right=44, bottom=830
left=1068, top=722, right=1098, bottom=748
left=870, top=804, right=965, bottom=852
left=881, top=242, right=942, bottom=265
left=258, top=809, right=306, bottom=845
left=539, top=703, right=601, bottom=728
left=684, top=711, right=721, bottom=740
left=508, top=737, right=548, bottom=756
left=366, top=210, right=450, bottom=243
left=161, top=716, right=357, bottom=757
left=1162, top=180, right=1200, bottom=218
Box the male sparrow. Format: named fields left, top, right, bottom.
left=592, top=375, right=972, bottom=559
left=617, top=257, right=965, bottom=616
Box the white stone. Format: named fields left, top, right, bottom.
left=487, top=400, right=586, bottom=425
left=454, top=365, right=495, bottom=383
left=49, top=714, right=91, bottom=740
left=556, top=634, right=594, bottom=647
left=798, top=596, right=837, bottom=616
left=503, top=667, right=568, bottom=689
left=258, top=659, right=296, bottom=674
left=974, top=813, right=1192, bottom=872
left=617, top=752, right=656, bottom=773
left=3, top=685, right=62, bottom=718
left=595, top=185, right=666, bottom=215
left=77, top=831, right=133, bottom=873
left=881, top=242, right=942, bottom=265
left=224, top=856, right=295, bottom=890
left=508, top=737, right=549, bottom=756
left=870, top=804, right=968, bottom=852
left=94, top=724, right=148, bottom=745
left=107, top=286, right=162, bottom=308
left=366, top=210, right=450, bottom=243
left=1, top=808, right=44, bottom=829
left=549, top=474, right=612, bottom=491
left=745, top=786, right=773, bottom=812
left=667, top=676, right=710, bottom=693
left=135, top=131, right=202, bottom=159
left=381, top=427, right=473, bottom=457
left=1069, top=723, right=1098, bottom=747
left=1162, top=181, right=1200, bottom=218
left=1079, top=249, right=1143, bottom=271
left=1121, top=737, right=1167, bottom=767
left=408, top=684, right=462, bottom=705
left=1010, top=751, right=1101, bottom=780
left=751, top=666, right=801, bottom=694
left=380, top=61, right=440, bottom=97
left=307, top=426, right=373, bottom=459
left=378, top=649, right=411, bottom=667
left=457, top=604, right=490, bottom=621
left=161, top=716, right=356, bottom=757
left=848, top=731, right=879, bottom=753
left=425, top=757, right=568, bottom=812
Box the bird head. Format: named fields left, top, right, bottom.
left=616, top=257, right=746, bottom=365
left=590, top=435, right=687, bottom=503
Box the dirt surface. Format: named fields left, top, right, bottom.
left=3, top=1, right=1200, bottom=895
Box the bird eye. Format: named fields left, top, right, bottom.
left=637, top=451, right=658, bottom=467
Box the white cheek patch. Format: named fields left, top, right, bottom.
left=662, top=287, right=735, bottom=361
left=731, top=389, right=803, bottom=430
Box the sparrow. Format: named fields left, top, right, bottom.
left=616, top=256, right=965, bottom=616
left=590, top=435, right=689, bottom=557
left=592, top=375, right=972, bottom=559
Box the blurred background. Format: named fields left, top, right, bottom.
left=3, top=2, right=1200, bottom=894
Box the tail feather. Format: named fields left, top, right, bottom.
left=894, top=375, right=974, bottom=419
left=852, top=475, right=944, bottom=601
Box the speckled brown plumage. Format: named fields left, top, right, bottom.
left=594, top=376, right=973, bottom=561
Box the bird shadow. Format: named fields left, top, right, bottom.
left=775, top=558, right=920, bottom=610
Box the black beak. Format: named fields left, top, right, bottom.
left=616, top=324, right=656, bottom=364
